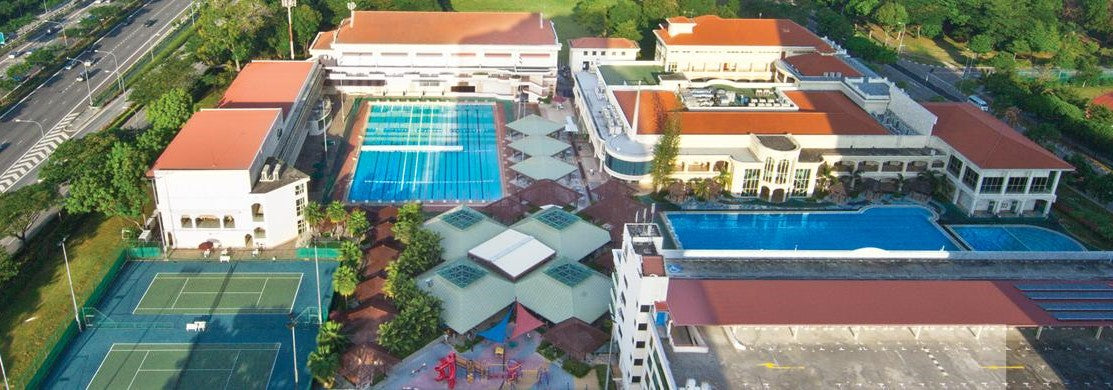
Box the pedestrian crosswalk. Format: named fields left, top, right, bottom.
left=0, top=111, right=81, bottom=192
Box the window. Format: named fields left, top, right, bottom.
left=251, top=203, right=264, bottom=222
left=775, top=160, right=791, bottom=184
left=180, top=215, right=192, bottom=228
left=417, top=80, right=440, bottom=87
left=605, top=155, right=650, bottom=176
left=742, top=169, right=760, bottom=195
left=1030, top=172, right=1056, bottom=193
left=631, top=376, right=642, bottom=383
left=222, top=215, right=236, bottom=229
left=638, top=323, right=648, bottom=331
left=298, top=220, right=307, bottom=235
left=791, top=169, right=811, bottom=195
left=947, top=155, right=963, bottom=176
left=962, top=167, right=980, bottom=189
left=583, top=50, right=588, bottom=55
left=763, top=157, right=775, bottom=182
left=980, top=177, right=1004, bottom=193
left=640, top=304, right=651, bottom=313
left=635, top=341, right=646, bottom=348
left=634, top=359, right=644, bottom=366
left=295, top=184, right=305, bottom=196
left=591, top=51, right=597, bottom=55
left=1006, top=177, right=1029, bottom=193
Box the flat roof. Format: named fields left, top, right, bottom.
left=218, top=61, right=316, bottom=118
left=667, top=279, right=1113, bottom=327
left=655, top=16, right=833, bottom=52
left=925, top=103, right=1072, bottom=170
left=151, top=109, right=281, bottom=171
left=326, top=11, right=557, bottom=46
left=469, top=229, right=555, bottom=279
left=614, top=90, right=889, bottom=136
left=569, top=37, right=639, bottom=49
left=782, top=52, right=862, bottom=77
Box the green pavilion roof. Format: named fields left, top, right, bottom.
left=512, top=208, right=610, bottom=262
left=420, top=259, right=515, bottom=333
left=515, top=260, right=611, bottom=324
left=424, top=206, right=506, bottom=261
left=510, top=156, right=576, bottom=181
left=508, top=135, right=570, bottom=157
left=506, top=114, right=563, bottom=136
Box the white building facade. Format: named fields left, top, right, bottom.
left=569, top=37, right=639, bottom=71
left=309, top=11, right=560, bottom=102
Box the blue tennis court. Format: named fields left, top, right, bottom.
left=347, top=103, right=503, bottom=203
left=42, top=260, right=336, bottom=389
left=949, top=225, right=1087, bottom=251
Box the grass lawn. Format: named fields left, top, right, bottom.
left=0, top=214, right=130, bottom=389
left=1052, top=186, right=1113, bottom=250
left=865, top=24, right=969, bottom=67
left=1063, top=85, right=1113, bottom=100
left=598, top=64, right=664, bottom=86
left=450, top=0, right=610, bottom=64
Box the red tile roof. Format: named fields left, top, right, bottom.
left=655, top=16, right=833, bottom=53
left=310, top=30, right=335, bottom=51
left=782, top=52, right=862, bottom=77
left=329, top=11, right=556, bottom=46
left=614, top=89, right=888, bottom=136
left=1092, top=92, right=1113, bottom=110
left=151, top=109, right=281, bottom=171
left=667, top=279, right=1112, bottom=326
left=218, top=61, right=316, bottom=119
left=570, top=37, right=639, bottom=49
left=925, top=103, right=1072, bottom=170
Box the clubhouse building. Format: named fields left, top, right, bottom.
left=309, top=11, right=560, bottom=102
left=572, top=15, right=1071, bottom=217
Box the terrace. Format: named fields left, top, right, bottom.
left=597, top=64, right=666, bottom=86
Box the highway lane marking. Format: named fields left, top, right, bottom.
left=758, top=362, right=805, bottom=369
left=981, top=365, right=1024, bottom=370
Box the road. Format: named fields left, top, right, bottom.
left=0, top=0, right=194, bottom=193
left=0, top=1, right=98, bottom=78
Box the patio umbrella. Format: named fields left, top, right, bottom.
left=198, top=241, right=214, bottom=250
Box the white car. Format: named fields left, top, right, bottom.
left=76, top=75, right=84, bottom=82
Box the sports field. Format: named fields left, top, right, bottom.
left=134, top=273, right=302, bottom=315
left=87, top=343, right=279, bottom=390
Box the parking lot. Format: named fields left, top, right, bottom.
left=666, top=326, right=1113, bottom=389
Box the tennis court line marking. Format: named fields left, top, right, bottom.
left=222, top=350, right=243, bottom=390
left=134, top=274, right=303, bottom=315
left=169, top=279, right=190, bottom=309
left=256, top=278, right=269, bottom=306
left=85, top=346, right=116, bottom=390
left=106, top=343, right=281, bottom=352
left=289, top=274, right=303, bottom=314
left=124, top=351, right=150, bottom=390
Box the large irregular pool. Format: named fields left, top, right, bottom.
left=949, top=225, right=1087, bottom=251
left=665, top=206, right=961, bottom=251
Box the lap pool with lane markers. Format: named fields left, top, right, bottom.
left=347, top=103, right=503, bottom=203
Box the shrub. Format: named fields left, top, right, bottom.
left=562, top=358, right=592, bottom=378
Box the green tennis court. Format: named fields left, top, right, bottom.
left=87, top=343, right=279, bottom=390
left=134, top=273, right=302, bottom=315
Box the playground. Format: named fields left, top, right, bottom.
left=374, top=331, right=577, bottom=390
left=41, top=260, right=337, bottom=389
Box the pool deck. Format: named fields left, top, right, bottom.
left=661, top=256, right=1113, bottom=280
left=332, top=99, right=513, bottom=207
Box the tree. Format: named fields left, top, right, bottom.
left=304, top=201, right=325, bottom=235
left=717, top=0, right=740, bottom=18
left=847, top=0, right=881, bottom=20
left=326, top=201, right=347, bottom=236
left=6, top=61, right=32, bottom=80
left=40, top=128, right=123, bottom=186
left=147, top=88, right=194, bottom=131
left=872, top=2, right=907, bottom=31
left=640, top=0, right=679, bottom=28
left=345, top=208, right=370, bottom=240
left=317, top=320, right=349, bottom=351
left=649, top=114, right=681, bottom=191
left=0, top=183, right=55, bottom=243
left=572, top=0, right=608, bottom=36
left=307, top=348, right=340, bottom=387
left=195, top=0, right=271, bottom=70
left=377, top=292, right=441, bottom=356
left=338, top=240, right=362, bottom=270
left=268, top=4, right=323, bottom=57
left=64, top=142, right=148, bottom=225
left=128, top=53, right=200, bottom=104
left=678, top=0, right=716, bottom=16
left=392, top=202, right=423, bottom=245
left=0, top=251, right=17, bottom=286
left=968, top=34, right=995, bottom=57
left=610, top=19, right=642, bottom=42
left=332, top=264, right=358, bottom=306
left=25, top=45, right=60, bottom=67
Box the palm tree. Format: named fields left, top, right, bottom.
left=715, top=166, right=733, bottom=190
left=304, top=201, right=324, bottom=236
left=332, top=265, right=358, bottom=307
left=317, top=321, right=349, bottom=351
left=338, top=240, right=362, bottom=270
left=326, top=201, right=347, bottom=237
left=307, top=348, right=341, bottom=388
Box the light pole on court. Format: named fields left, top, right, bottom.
left=94, top=49, right=124, bottom=93
left=12, top=118, right=46, bottom=138
left=281, top=0, right=297, bottom=60
left=287, top=318, right=299, bottom=385
left=60, top=236, right=83, bottom=332
left=65, top=57, right=93, bottom=106
left=314, top=246, right=322, bottom=324
left=0, top=348, right=9, bottom=390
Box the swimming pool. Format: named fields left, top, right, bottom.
left=949, top=225, right=1087, bottom=251
left=664, top=206, right=961, bottom=251
left=348, top=103, right=503, bottom=203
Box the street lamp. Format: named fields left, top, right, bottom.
left=287, top=318, right=299, bottom=385
left=94, top=49, right=124, bottom=93
left=59, top=236, right=83, bottom=332
left=12, top=118, right=45, bottom=138
left=281, top=0, right=297, bottom=60
left=43, top=20, right=68, bottom=45
left=65, top=57, right=93, bottom=106
left=314, top=246, right=322, bottom=324
left=0, top=348, right=9, bottom=390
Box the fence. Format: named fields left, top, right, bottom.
left=23, top=248, right=130, bottom=389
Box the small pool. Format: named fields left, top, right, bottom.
left=664, top=206, right=961, bottom=251
left=949, top=225, right=1087, bottom=251
left=348, top=103, right=503, bottom=203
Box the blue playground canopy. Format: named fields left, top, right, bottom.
left=478, top=311, right=511, bottom=344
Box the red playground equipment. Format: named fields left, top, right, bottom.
left=433, top=352, right=458, bottom=389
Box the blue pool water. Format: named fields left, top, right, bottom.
left=665, top=206, right=961, bottom=251
left=950, top=225, right=1086, bottom=251
left=348, top=103, right=503, bottom=203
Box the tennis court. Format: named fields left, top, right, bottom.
left=134, top=273, right=302, bottom=315
left=86, top=343, right=279, bottom=390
